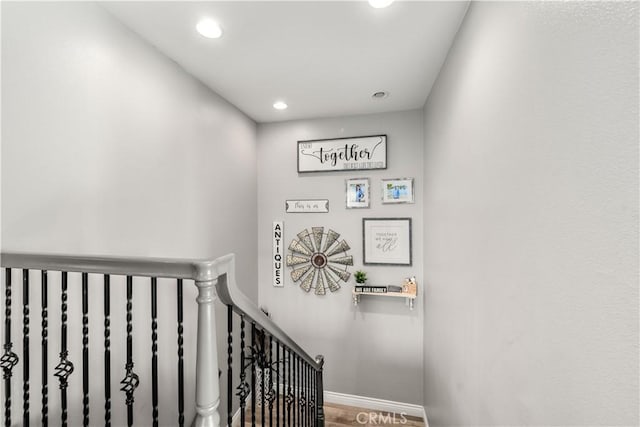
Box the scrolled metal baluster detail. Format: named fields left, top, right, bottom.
left=41, top=270, right=48, bottom=427
left=120, top=364, right=140, bottom=414
left=54, top=272, right=73, bottom=427
left=2, top=269, right=19, bottom=427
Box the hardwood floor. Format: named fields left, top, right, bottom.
left=324, top=402, right=425, bottom=427
left=240, top=401, right=425, bottom=427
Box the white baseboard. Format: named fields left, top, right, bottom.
left=324, top=390, right=426, bottom=419
left=422, top=405, right=430, bottom=427
left=231, top=405, right=242, bottom=427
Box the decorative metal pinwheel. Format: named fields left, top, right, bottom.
left=286, top=227, right=353, bottom=295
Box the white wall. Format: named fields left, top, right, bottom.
left=2, top=2, right=257, bottom=425
left=422, top=2, right=639, bottom=426
left=257, top=110, right=424, bottom=404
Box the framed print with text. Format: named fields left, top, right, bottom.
left=363, top=218, right=412, bottom=266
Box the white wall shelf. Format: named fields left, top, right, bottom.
left=352, top=289, right=417, bottom=310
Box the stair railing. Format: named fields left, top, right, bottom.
left=1, top=252, right=325, bottom=427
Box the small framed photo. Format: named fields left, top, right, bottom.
left=363, top=217, right=412, bottom=265
left=346, top=178, right=370, bottom=209
left=381, top=178, right=414, bottom=204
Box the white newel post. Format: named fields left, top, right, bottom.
left=192, top=278, right=221, bottom=427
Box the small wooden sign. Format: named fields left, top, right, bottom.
left=285, top=200, right=329, bottom=213
left=273, top=221, right=284, bottom=287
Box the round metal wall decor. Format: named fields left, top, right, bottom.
left=286, top=227, right=353, bottom=295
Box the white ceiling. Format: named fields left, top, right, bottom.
left=103, top=1, right=469, bottom=123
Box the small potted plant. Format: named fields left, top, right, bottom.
left=354, top=270, right=367, bottom=284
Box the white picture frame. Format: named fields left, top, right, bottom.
left=346, top=178, right=370, bottom=209
left=381, top=178, right=414, bottom=204
left=363, top=218, right=412, bottom=266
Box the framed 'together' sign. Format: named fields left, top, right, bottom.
left=297, top=135, right=387, bottom=173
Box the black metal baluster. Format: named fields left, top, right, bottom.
left=309, top=363, right=313, bottom=427
left=305, top=360, right=308, bottom=427
left=275, top=341, right=280, bottom=427
left=82, top=273, right=89, bottom=426
left=304, top=359, right=308, bottom=427
left=294, top=354, right=297, bottom=427
left=312, top=365, right=316, bottom=427
left=151, top=278, right=158, bottom=427
left=303, top=361, right=307, bottom=427
left=120, top=276, right=139, bottom=427
left=304, top=360, right=308, bottom=427
left=2, top=269, right=19, bottom=427
left=237, top=316, right=247, bottom=427
left=287, top=349, right=291, bottom=427
left=307, top=363, right=311, bottom=427
left=104, top=275, right=111, bottom=427
left=297, top=355, right=301, bottom=427
left=315, top=356, right=325, bottom=427
left=227, top=305, right=232, bottom=427
left=307, top=363, right=313, bottom=426
left=293, top=354, right=297, bottom=427
left=22, top=269, right=29, bottom=426
left=268, top=335, right=273, bottom=427
left=261, top=331, right=265, bottom=427
left=296, top=355, right=300, bottom=427
left=307, top=365, right=314, bottom=427
left=303, top=361, right=306, bottom=427
left=54, top=272, right=73, bottom=427
left=281, top=345, right=285, bottom=427
left=41, top=271, right=48, bottom=427
left=250, top=323, right=256, bottom=426
left=300, top=356, right=303, bottom=427
left=177, top=279, right=184, bottom=427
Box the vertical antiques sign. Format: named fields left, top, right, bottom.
left=273, top=221, right=284, bottom=287
left=297, top=135, right=387, bottom=172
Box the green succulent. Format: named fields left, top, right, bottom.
left=354, top=270, right=367, bottom=284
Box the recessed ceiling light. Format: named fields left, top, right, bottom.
left=372, top=91, right=389, bottom=99
left=196, top=18, right=222, bottom=39
left=368, top=0, right=394, bottom=9
left=273, top=101, right=288, bottom=110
